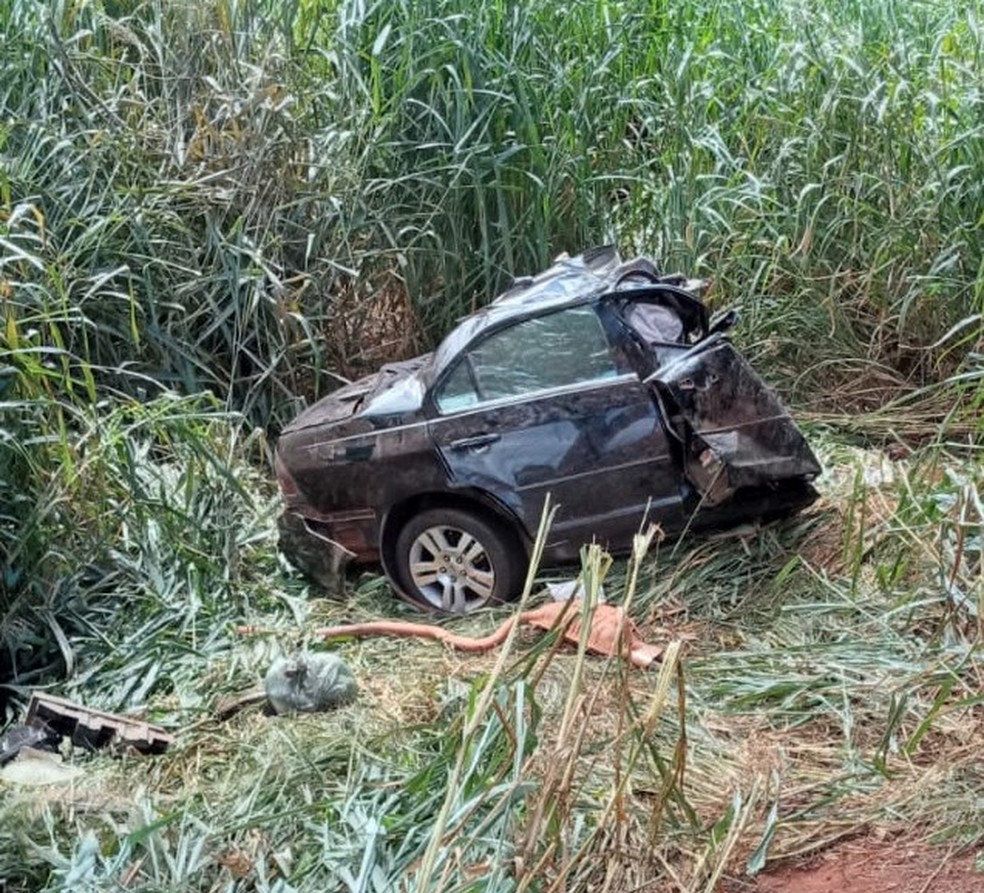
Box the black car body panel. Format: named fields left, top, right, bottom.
left=649, top=337, right=823, bottom=508
left=275, top=247, right=822, bottom=606
left=429, top=373, right=682, bottom=557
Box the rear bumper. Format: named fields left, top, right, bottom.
left=277, top=509, right=378, bottom=593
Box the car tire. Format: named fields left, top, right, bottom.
left=394, top=507, right=526, bottom=613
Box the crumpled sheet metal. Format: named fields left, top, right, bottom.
left=653, top=337, right=821, bottom=503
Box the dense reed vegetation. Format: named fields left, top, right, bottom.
left=4, top=0, right=982, bottom=410
left=1, top=0, right=982, bottom=889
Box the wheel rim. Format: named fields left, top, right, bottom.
left=407, top=524, right=496, bottom=613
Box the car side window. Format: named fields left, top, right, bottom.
left=435, top=306, right=618, bottom=412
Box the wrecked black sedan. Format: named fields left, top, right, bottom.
left=275, top=246, right=820, bottom=613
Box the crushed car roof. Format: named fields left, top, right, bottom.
left=429, top=246, right=623, bottom=372
left=286, top=247, right=709, bottom=430
left=430, top=246, right=707, bottom=377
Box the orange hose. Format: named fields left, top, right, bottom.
left=311, top=615, right=524, bottom=651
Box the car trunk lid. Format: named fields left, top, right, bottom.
left=282, top=356, right=431, bottom=434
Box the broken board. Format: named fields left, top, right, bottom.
left=26, top=693, right=173, bottom=755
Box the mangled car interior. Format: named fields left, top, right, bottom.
left=276, top=246, right=821, bottom=613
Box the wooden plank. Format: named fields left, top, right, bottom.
left=26, top=693, right=174, bottom=754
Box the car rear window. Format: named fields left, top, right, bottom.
left=436, top=306, right=618, bottom=412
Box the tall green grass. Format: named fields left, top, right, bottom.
left=0, top=391, right=282, bottom=711
left=3, top=0, right=981, bottom=418
left=2, top=0, right=981, bottom=715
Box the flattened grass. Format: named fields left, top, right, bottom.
left=2, top=442, right=981, bottom=892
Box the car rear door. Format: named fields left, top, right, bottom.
left=427, top=305, right=684, bottom=556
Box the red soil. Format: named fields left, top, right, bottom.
left=722, top=839, right=982, bottom=893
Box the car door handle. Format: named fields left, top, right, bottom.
left=448, top=433, right=501, bottom=451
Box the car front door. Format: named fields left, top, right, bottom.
left=427, top=304, right=684, bottom=557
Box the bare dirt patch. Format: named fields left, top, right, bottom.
left=722, top=838, right=982, bottom=893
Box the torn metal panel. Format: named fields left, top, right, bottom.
left=650, top=336, right=821, bottom=504
left=277, top=509, right=360, bottom=594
